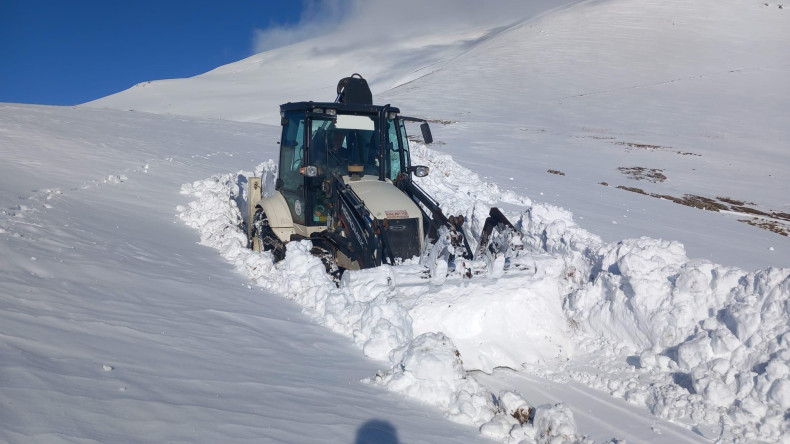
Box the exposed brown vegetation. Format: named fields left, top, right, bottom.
left=547, top=169, right=566, bottom=176
left=618, top=166, right=667, bottom=183
left=773, top=212, right=790, bottom=222
left=740, top=219, right=789, bottom=236
left=616, top=185, right=647, bottom=195
left=615, top=142, right=669, bottom=150
left=717, top=196, right=748, bottom=206
left=731, top=206, right=771, bottom=217
left=610, top=141, right=700, bottom=156
left=512, top=407, right=534, bottom=425
left=671, top=194, right=728, bottom=212
left=615, top=187, right=789, bottom=237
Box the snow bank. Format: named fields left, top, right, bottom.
left=413, top=143, right=790, bottom=442
left=177, top=142, right=789, bottom=442
left=176, top=160, right=584, bottom=443
left=561, top=235, right=790, bottom=441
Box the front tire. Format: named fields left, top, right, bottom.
left=250, top=206, right=286, bottom=261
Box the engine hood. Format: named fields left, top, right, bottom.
left=344, top=177, right=421, bottom=221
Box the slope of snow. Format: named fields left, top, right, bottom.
left=381, top=0, right=790, bottom=270
left=5, top=0, right=790, bottom=442
left=87, top=1, right=579, bottom=125
left=2, top=103, right=708, bottom=443
left=86, top=0, right=790, bottom=271
left=176, top=133, right=789, bottom=441
left=0, top=104, right=490, bottom=443
left=2, top=96, right=787, bottom=443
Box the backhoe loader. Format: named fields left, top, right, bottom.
left=247, top=74, right=521, bottom=282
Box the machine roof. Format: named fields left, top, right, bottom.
left=280, top=101, right=400, bottom=114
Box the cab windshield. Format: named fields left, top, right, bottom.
left=310, top=113, right=407, bottom=181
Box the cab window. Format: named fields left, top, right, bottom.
left=386, top=118, right=404, bottom=181
left=279, top=112, right=306, bottom=224
left=280, top=112, right=305, bottom=192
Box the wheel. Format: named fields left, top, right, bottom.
left=250, top=206, right=286, bottom=261
left=311, top=244, right=344, bottom=285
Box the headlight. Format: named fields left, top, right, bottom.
left=299, top=166, right=319, bottom=177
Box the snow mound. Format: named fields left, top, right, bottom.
left=533, top=403, right=585, bottom=444
left=177, top=142, right=790, bottom=442
left=561, top=234, right=790, bottom=440
left=415, top=133, right=790, bottom=441
left=374, top=332, right=496, bottom=425
left=176, top=169, right=539, bottom=441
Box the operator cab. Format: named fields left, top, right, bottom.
left=277, top=101, right=430, bottom=227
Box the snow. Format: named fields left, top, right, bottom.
left=89, top=0, right=790, bottom=271
left=173, top=136, right=789, bottom=441
left=3, top=0, right=790, bottom=442
left=0, top=104, right=489, bottom=443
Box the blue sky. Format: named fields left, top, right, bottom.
left=0, top=1, right=309, bottom=105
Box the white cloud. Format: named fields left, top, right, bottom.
left=252, top=0, right=566, bottom=54
left=252, top=0, right=347, bottom=53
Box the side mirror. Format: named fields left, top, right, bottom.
left=420, top=122, right=433, bottom=144
left=410, top=165, right=430, bottom=177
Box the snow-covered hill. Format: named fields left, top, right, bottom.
left=88, top=0, right=790, bottom=270
left=0, top=104, right=492, bottom=443
left=1, top=102, right=710, bottom=444
left=4, top=0, right=790, bottom=442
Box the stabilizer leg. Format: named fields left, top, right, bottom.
left=475, top=207, right=523, bottom=277
left=248, top=177, right=262, bottom=251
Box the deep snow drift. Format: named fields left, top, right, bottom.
left=177, top=136, right=790, bottom=441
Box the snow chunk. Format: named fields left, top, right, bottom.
left=533, top=403, right=583, bottom=444
left=375, top=332, right=497, bottom=426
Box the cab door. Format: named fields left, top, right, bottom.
left=278, top=112, right=306, bottom=225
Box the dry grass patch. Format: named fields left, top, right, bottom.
left=426, top=119, right=456, bottom=125
left=616, top=185, right=647, bottom=195
left=615, top=142, right=670, bottom=150
left=740, top=219, right=789, bottom=236
left=613, top=141, right=700, bottom=156
left=615, top=187, right=789, bottom=237
left=618, top=167, right=667, bottom=183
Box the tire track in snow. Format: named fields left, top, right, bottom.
left=0, top=151, right=240, bottom=237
